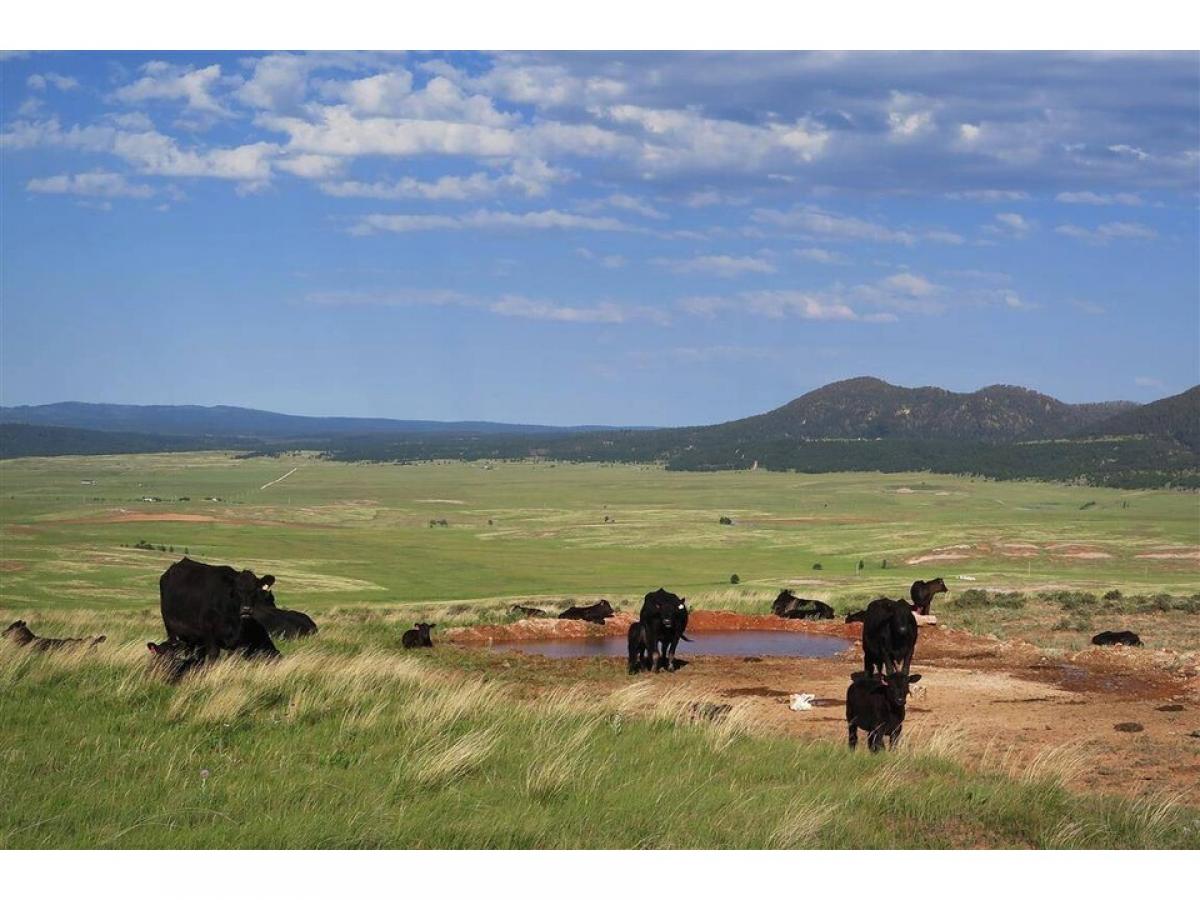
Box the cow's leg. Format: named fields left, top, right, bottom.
left=889, top=724, right=903, bottom=750
left=666, top=637, right=679, bottom=671
left=868, top=727, right=884, bottom=753
left=848, top=722, right=858, bottom=750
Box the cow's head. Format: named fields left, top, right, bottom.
left=930, top=578, right=948, bottom=593
left=4, top=620, right=28, bottom=637
left=235, top=571, right=277, bottom=610
left=415, top=622, right=436, bottom=637
left=596, top=599, right=615, bottom=615
left=876, top=672, right=921, bottom=710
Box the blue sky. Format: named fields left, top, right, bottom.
left=2, top=51, right=1197, bottom=426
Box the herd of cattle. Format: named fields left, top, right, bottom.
left=4, top=558, right=1148, bottom=751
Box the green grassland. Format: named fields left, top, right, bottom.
left=2, top=452, right=1198, bottom=848
left=2, top=452, right=1198, bottom=614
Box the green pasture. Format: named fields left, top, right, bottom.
left=1, top=452, right=1197, bottom=613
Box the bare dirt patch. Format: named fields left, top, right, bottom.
left=0, top=561, right=26, bottom=572
left=1137, top=550, right=1200, bottom=561
left=452, top=611, right=1200, bottom=802
left=906, top=552, right=972, bottom=565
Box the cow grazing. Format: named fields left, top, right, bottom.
left=402, top=622, right=435, bottom=649
left=846, top=671, right=923, bottom=751
left=909, top=578, right=948, bottom=615
left=627, top=621, right=649, bottom=674
left=844, top=609, right=868, bottom=624
left=510, top=604, right=548, bottom=618
left=861, top=596, right=918, bottom=680
left=159, top=557, right=279, bottom=662
left=638, top=588, right=691, bottom=672
left=4, top=620, right=105, bottom=652
left=1092, top=630, right=1143, bottom=647
left=558, top=599, right=615, bottom=623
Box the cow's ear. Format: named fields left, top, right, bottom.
left=147, top=642, right=160, bottom=654
left=908, top=673, right=922, bottom=683
left=259, top=574, right=275, bottom=589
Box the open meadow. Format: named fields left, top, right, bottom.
left=2, top=452, right=1199, bottom=847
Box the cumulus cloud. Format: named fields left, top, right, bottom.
left=751, top=205, right=917, bottom=244
left=986, top=212, right=1034, bottom=237
left=489, top=294, right=666, bottom=325
left=575, top=248, right=627, bottom=268
left=26, top=171, right=155, bottom=198
left=27, top=72, right=79, bottom=91
left=795, top=247, right=846, bottom=264
left=113, top=61, right=231, bottom=117
left=321, top=159, right=569, bottom=199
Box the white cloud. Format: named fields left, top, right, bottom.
left=654, top=254, right=776, bottom=277
left=886, top=92, right=936, bottom=141
left=275, top=154, right=346, bottom=179
left=603, top=193, right=667, bottom=220
left=945, top=189, right=1030, bottom=201
left=26, top=171, right=154, bottom=199
left=751, top=205, right=915, bottom=244
left=1069, top=298, right=1106, bottom=315
left=321, top=73, right=514, bottom=128
left=987, top=211, right=1033, bottom=237
left=322, top=159, right=569, bottom=200
left=114, top=62, right=230, bottom=117
left=235, top=53, right=312, bottom=111
left=1055, top=190, right=1142, bottom=206
left=27, top=72, right=79, bottom=91
left=575, top=248, right=626, bottom=268
left=489, top=294, right=664, bottom=324
left=349, top=208, right=636, bottom=236
left=1108, top=144, right=1149, bottom=161
left=1134, top=375, right=1166, bottom=389
left=1055, top=221, right=1158, bottom=243
left=795, top=247, right=845, bottom=264
left=882, top=272, right=937, bottom=296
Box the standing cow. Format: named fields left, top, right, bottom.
left=639, top=588, right=691, bottom=672
left=158, top=557, right=279, bottom=662
left=846, top=670, right=923, bottom=752
left=861, top=596, right=919, bottom=684
left=909, top=578, right=948, bottom=615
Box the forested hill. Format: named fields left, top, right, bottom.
left=1081, top=386, right=1200, bottom=451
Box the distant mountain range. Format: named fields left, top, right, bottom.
left=0, top=402, right=636, bottom=439
left=3, top=379, right=1197, bottom=488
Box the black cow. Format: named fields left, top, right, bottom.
left=235, top=616, right=281, bottom=659
left=910, top=578, right=948, bottom=615
left=147, top=617, right=277, bottom=682
left=1092, top=630, right=1143, bottom=647
left=402, top=622, right=435, bottom=649
left=627, top=621, right=649, bottom=674
left=772, top=590, right=806, bottom=617
left=846, top=670, right=923, bottom=751
left=147, top=639, right=205, bottom=682
left=159, top=557, right=278, bottom=662
left=4, top=620, right=105, bottom=651
left=844, top=609, right=868, bottom=624
left=510, top=604, right=549, bottom=618
left=558, top=599, right=615, bottom=623
left=639, top=588, right=691, bottom=672
left=250, top=591, right=318, bottom=639
left=796, top=600, right=835, bottom=620
left=861, top=596, right=918, bottom=681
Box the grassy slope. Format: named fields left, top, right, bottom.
left=2, top=453, right=1198, bottom=848
left=1, top=633, right=1196, bottom=849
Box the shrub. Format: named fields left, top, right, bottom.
left=718, top=516, right=733, bottom=526
left=1042, top=590, right=1098, bottom=610
left=729, top=574, right=740, bottom=585
left=812, top=563, right=822, bottom=571
left=1102, top=589, right=1123, bottom=602
left=954, top=589, right=1026, bottom=610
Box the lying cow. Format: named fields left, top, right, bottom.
left=558, top=599, right=615, bottom=623
left=402, top=622, right=435, bottom=649
left=4, top=620, right=106, bottom=651
left=639, top=588, right=691, bottom=672
left=1092, top=630, right=1143, bottom=647
left=250, top=596, right=318, bottom=639
left=147, top=615, right=278, bottom=682
left=861, top=596, right=918, bottom=679
left=510, top=604, right=549, bottom=618
left=844, top=609, right=868, bottom=624
left=772, top=591, right=834, bottom=620
left=846, top=670, right=922, bottom=752
left=909, top=577, right=948, bottom=615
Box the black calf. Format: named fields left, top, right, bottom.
left=402, top=622, right=436, bottom=649
left=1091, top=630, right=1142, bottom=647
left=846, top=671, right=922, bottom=752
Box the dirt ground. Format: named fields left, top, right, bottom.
left=448, top=611, right=1200, bottom=802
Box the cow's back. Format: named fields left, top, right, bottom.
left=159, top=558, right=242, bottom=648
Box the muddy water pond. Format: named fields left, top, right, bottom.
left=485, top=630, right=852, bottom=659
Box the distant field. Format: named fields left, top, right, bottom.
left=1, top=452, right=1197, bottom=614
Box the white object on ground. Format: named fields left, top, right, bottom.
left=789, top=693, right=815, bottom=711
left=957, top=575, right=977, bottom=581
left=914, top=614, right=939, bottom=626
